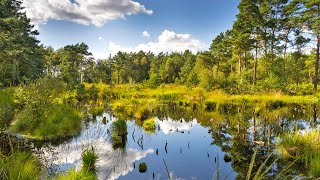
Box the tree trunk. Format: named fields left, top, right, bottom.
left=253, top=46, right=258, bottom=85
left=315, top=35, right=320, bottom=91
left=238, top=53, right=242, bottom=76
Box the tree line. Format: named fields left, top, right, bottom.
left=0, top=0, right=319, bottom=94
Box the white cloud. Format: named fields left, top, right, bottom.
left=109, top=30, right=205, bottom=55
left=22, top=0, right=153, bottom=27
left=98, top=37, right=104, bottom=41
left=142, top=31, right=150, bottom=38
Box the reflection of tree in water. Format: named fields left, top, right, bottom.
left=208, top=102, right=319, bottom=179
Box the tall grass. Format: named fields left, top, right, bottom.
left=55, top=148, right=98, bottom=180
left=0, top=151, right=43, bottom=180
left=276, top=129, right=320, bottom=177
left=111, top=119, right=128, bottom=148
left=82, top=148, right=98, bottom=172
left=10, top=104, right=82, bottom=140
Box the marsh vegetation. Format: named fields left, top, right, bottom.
left=1, top=0, right=320, bottom=179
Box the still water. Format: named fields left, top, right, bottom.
left=37, top=113, right=236, bottom=180
left=2, top=103, right=319, bottom=179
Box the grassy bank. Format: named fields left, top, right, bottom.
left=1, top=78, right=85, bottom=140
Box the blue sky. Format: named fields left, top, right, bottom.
left=23, top=0, right=239, bottom=59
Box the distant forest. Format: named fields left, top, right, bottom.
left=0, top=0, right=319, bottom=94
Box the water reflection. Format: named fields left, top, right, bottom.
left=37, top=114, right=154, bottom=179
left=2, top=102, right=319, bottom=179
left=157, top=118, right=193, bottom=134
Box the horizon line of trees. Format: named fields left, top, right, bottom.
left=0, top=0, right=319, bottom=94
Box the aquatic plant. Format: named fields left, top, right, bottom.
left=82, top=148, right=98, bottom=172
left=142, top=118, right=156, bottom=133
left=139, top=162, right=147, bottom=173
left=10, top=104, right=82, bottom=139
left=111, top=119, right=128, bottom=148
left=55, top=148, right=98, bottom=179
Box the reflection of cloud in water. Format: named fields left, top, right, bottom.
left=98, top=146, right=153, bottom=180
left=38, top=114, right=153, bottom=180
left=157, top=118, right=195, bottom=134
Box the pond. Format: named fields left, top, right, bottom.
left=1, top=103, right=320, bottom=179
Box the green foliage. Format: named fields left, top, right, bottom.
left=0, top=151, right=43, bottom=180
left=0, top=88, right=15, bottom=126
left=55, top=168, right=96, bottom=180
left=146, top=73, right=161, bottom=88
left=276, top=129, right=320, bottom=177
left=0, top=0, right=43, bottom=87
left=82, top=148, right=98, bottom=172
left=8, top=78, right=82, bottom=139
left=111, top=119, right=128, bottom=148
left=142, top=118, right=156, bottom=133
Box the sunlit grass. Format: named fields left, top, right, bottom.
left=0, top=151, right=43, bottom=180
left=111, top=119, right=128, bottom=148
left=9, top=104, right=83, bottom=140
left=82, top=148, right=98, bottom=172
left=276, top=129, right=320, bottom=177
left=142, top=118, right=156, bottom=133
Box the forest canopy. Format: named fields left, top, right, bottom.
left=0, top=0, right=319, bottom=95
